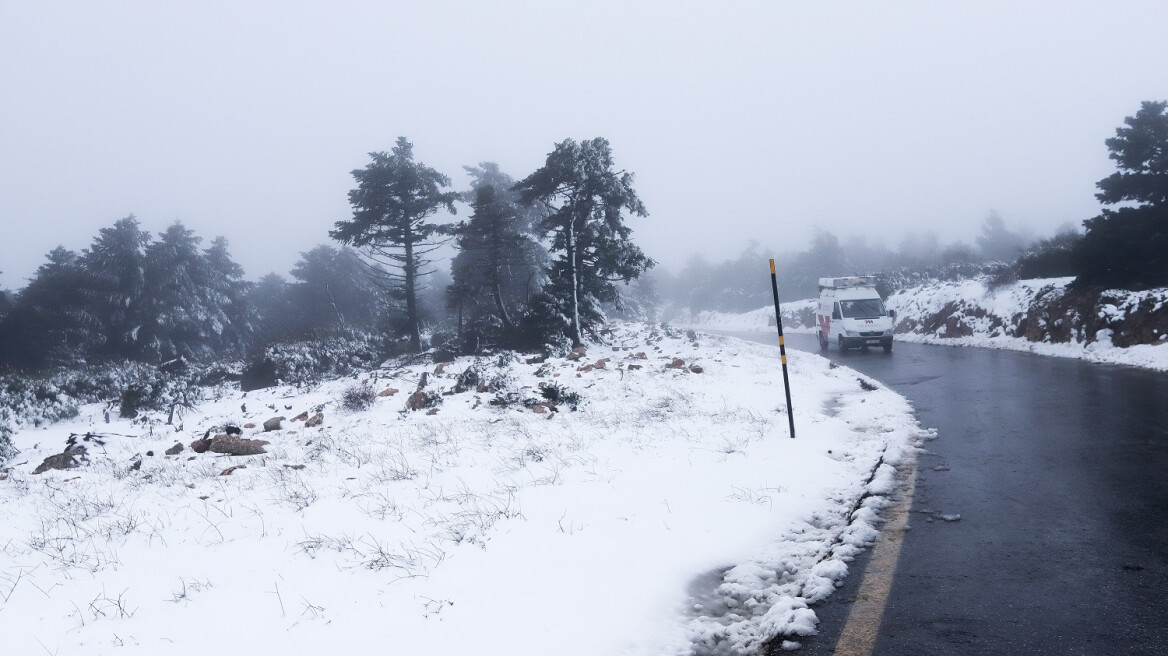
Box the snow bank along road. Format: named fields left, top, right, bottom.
left=724, top=333, right=1168, bottom=656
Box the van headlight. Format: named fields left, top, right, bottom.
left=845, top=330, right=857, bottom=337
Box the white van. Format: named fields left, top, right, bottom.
left=815, top=276, right=895, bottom=353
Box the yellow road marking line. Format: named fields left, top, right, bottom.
left=832, top=451, right=918, bottom=655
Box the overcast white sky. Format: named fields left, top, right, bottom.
left=3, top=1, right=1167, bottom=288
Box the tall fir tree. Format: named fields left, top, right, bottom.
left=513, top=138, right=652, bottom=345
left=331, top=138, right=458, bottom=353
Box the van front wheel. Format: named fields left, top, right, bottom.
left=838, top=335, right=851, bottom=354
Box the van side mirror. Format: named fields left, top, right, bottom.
left=889, top=309, right=897, bottom=320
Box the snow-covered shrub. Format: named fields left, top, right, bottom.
left=117, top=366, right=202, bottom=419
left=250, top=329, right=390, bottom=388
left=539, top=383, right=581, bottom=411
left=0, top=421, right=16, bottom=464
left=453, top=365, right=482, bottom=393
left=341, top=383, right=377, bottom=411
left=0, top=373, right=83, bottom=429
left=452, top=358, right=515, bottom=395
left=0, top=361, right=218, bottom=431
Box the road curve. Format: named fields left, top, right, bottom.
left=727, top=332, right=1168, bottom=656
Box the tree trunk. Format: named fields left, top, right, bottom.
left=489, top=236, right=513, bottom=332
left=492, top=277, right=513, bottom=332
left=567, top=219, right=582, bottom=346
left=404, top=223, right=422, bottom=353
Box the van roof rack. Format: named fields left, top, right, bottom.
left=818, top=276, right=876, bottom=290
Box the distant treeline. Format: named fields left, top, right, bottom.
left=0, top=137, right=655, bottom=372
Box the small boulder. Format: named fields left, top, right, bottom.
left=566, top=346, right=588, bottom=361
left=190, top=438, right=212, bottom=453
left=434, top=362, right=453, bottom=375
left=165, top=443, right=184, bottom=456
left=209, top=435, right=270, bottom=456
left=243, top=422, right=256, bottom=429
left=291, top=411, right=309, bottom=422
left=594, top=359, right=608, bottom=369
left=263, top=416, right=285, bottom=432
left=378, top=388, right=399, bottom=397
left=304, top=412, right=324, bottom=428
left=628, top=364, right=643, bottom=371
left=406, top=390, right=428, bottom=411
left=426, top=408, right=440, bottom=416
left=666, top=358, right=686, bottom=369
left=33, top=448, right=87, bottom=475
left=688, top=364, right=704, bottom=374
left=633, top=352, right=647, bottom=359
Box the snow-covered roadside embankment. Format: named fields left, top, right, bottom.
left=885, top=277, right=1168, bottom=371
left=676, top=277, right=1168, bottom=372
left=0, top=323, right=922, bottom=656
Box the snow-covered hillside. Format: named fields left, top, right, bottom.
left=0, top=323, right=923, bottom=656
left=679, top=278, right=1168, bottom=372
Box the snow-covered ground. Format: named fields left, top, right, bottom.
left=679, top=278, right=1168, bottom=372
left=0, top=323, right=924, bottom=655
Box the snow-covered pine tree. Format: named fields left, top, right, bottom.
left=449, top=163, right=547, bottom=347
left=1075, top=100, right=1168, bottom=289
left=0, top=247, right=94, bottom=368
left=331, top=138, right=459, bottom=353
left=140, top=222, right=238, bottom=362
left=513, top=138, right=653, bottom=345
left=79, top=215, right=150, bottom=358
left=201, top=236, right=256, bottom=356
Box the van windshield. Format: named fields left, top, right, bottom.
left=839, top=299, right=887, bottom=319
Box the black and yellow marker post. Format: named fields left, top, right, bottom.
left=769, top=259, right=796, bottom=439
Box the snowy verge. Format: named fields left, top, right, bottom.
left=0, top=323, right=923, bottom=655
left=675, top=278, right=1168, bottom=372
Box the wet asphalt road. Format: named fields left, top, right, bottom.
left=730, top=333, right=1168, bottom=656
